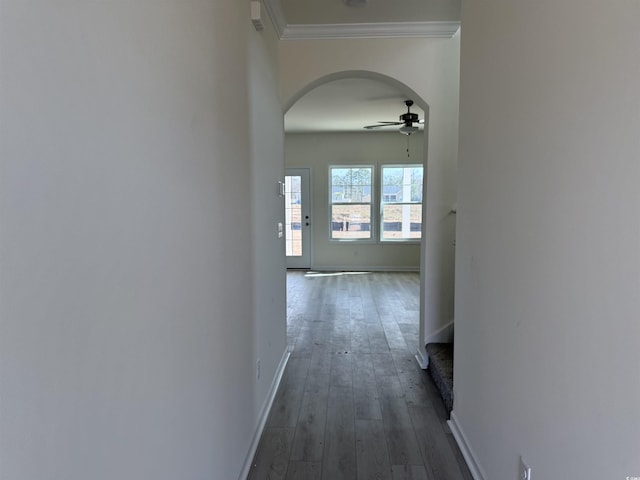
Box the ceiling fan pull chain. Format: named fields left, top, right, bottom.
left=407, top=136, right=410, bottom=158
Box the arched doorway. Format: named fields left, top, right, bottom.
left=283, top=71, right=430, bottom=367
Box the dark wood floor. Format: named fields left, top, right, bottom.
left=248, top=271, right=472, bottom=480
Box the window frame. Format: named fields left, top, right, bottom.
left=379, top=164, right=423, bottom=243
left=328, top=165, right=375, bottom=243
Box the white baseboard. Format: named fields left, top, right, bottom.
left=238, top=349, right=290, bottom=480
left=417, top=321, right=455, bottom=369
left=309, top=265, right=419, bottom=272
left=415, top=349, right=428, bottom=369
left=448, top=411, right=486, bottom=480
left=425, top=320, right=455, bottom=345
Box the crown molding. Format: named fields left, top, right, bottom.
left=281, top=21, right=460, bottom=40
left=260, top=1, right=460, bottom=40
left=261, top=0, right=287, bottom=37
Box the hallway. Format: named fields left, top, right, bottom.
left=248, top=271, right=471, bottom=480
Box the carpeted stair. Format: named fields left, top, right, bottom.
left=426, top=343, right=454, bottom=414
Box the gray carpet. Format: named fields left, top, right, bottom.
left=426, top=343, right=454, bottom=414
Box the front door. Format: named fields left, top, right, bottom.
left=285, top=168, right=311, bottom=269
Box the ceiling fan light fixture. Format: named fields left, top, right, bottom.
left=343, top=0, right=368, bottom=7
left=399, top=125, right=419, bottom=135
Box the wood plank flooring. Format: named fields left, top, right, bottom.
left=248, top=271, right=472, bottom=480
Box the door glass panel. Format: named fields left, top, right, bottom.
left=285, top=175, right=302, bottom=257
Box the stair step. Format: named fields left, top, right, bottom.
left=426, top=342, right=454, bottom=414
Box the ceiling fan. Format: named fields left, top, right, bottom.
left=364, top=100, right=423, bottom=135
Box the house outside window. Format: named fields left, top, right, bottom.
left=380, top=165, right=423, bottom=241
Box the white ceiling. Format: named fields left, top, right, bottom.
left=285, top=78, right=425, bottom=133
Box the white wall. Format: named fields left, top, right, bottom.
left=249, top=4, right=288, bottom=429
left=286, top=131, right=423, bottom=270
left=0, top=1, right=285, bottom=479
left=280, top=35, right=460, bottom=356
left=454, top=1, right=640, bottom=479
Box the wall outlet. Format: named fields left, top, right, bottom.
left=256, top=359, right=261, bottom=380
left=519, top=457, right=531, bottom=480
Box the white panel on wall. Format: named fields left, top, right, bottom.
left=0, top=1, right=284, bottom=479
left=454, top=1, right=640, bottom=479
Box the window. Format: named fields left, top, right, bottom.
left=330, top=166, right=373, bottom=240
left=380, top=165, right=423, bottom=241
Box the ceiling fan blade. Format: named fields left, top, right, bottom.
left=363, top=121, right=402, bottom=129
